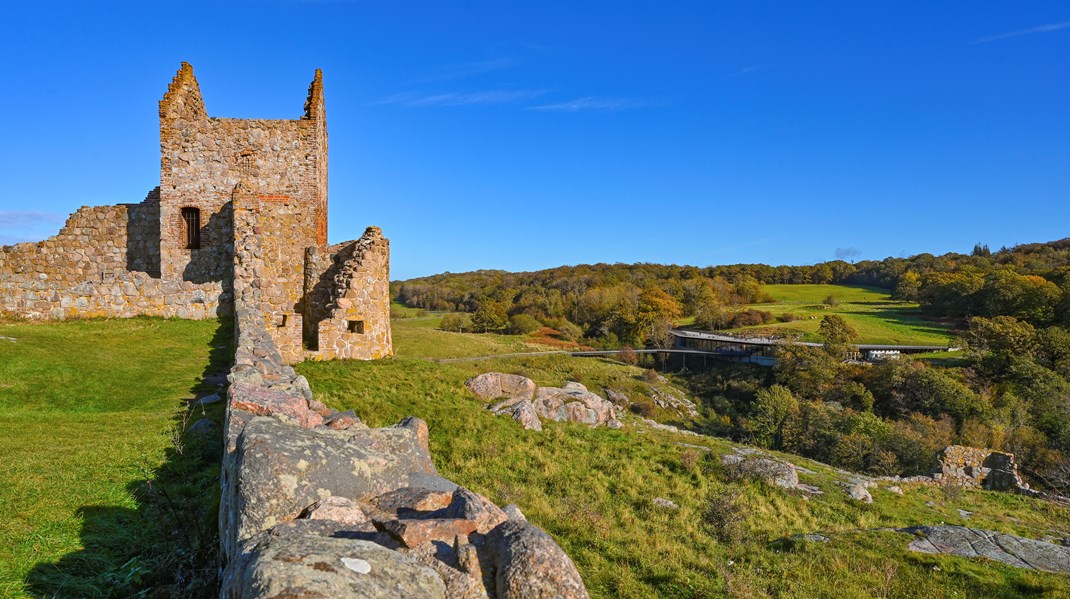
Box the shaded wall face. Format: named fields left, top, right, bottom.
left=126, top=197, right=161, bottom=275
left=303, top=230, right=393, bottom=361
left=158, top=117, right=321, bottom=283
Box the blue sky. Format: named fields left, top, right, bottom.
left=0, top=2, right=1067, bottom=280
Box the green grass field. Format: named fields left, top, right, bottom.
left=3, top=313, right=1066, bottom=597
left=296, top=316, right=1070, bottom=598
left=0, top=318, right=228, bottom=598
left=726, top=284, right=953, bottom=346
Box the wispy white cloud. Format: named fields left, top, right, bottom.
left=415, top=58, right=518, bottom=82
left=369, top=89, right=551, bottom=108
left=0, top=210, right=63, bottom=228
left=528, top=96, right=649, bottom=113
left=971, top=22, right=1070, bottom=44
left=0, top=210, right=64, bottom=245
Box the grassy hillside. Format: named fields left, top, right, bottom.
left=2, top=313, right=1064, bottom=597
left=0, top=318, right=228, bottom=598
left=729, top=284, right=952, bottom=346
left=297, top=314, right=1070, bottom=598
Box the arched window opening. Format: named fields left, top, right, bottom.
left=181, top=207, right=201, bottom=249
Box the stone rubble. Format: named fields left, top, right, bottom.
left=649, top=387, right=700, bottom=418
left=844, top=482, right=874, bottom=503
left=931, top=445, right=1029, bottom=492
left=721, top=450, right=801, bottom=491
left=653, top=497, right=680, bottom=510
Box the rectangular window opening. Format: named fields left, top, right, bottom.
left=181, top=207, right=201, bottom=249
left=277, top=314, right=288, bottom=328
left=347, top=320, right=365, bottom=334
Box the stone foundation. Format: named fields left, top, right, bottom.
left=932, top=445, right=1029, bottom=492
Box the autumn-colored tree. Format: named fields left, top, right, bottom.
left=962, top=316, right=1039, bottom=375
left=745, top=385, right=799, bottom=448
left=471, top=301, right=509, bottom=332
left=635, top=287, right=681, bottom=344
left=893, top=270, right=921, bottom=301
left=507, top=313, right=541, bottom=335
left=819, top=314, right=858, bottom=360
left=439, top=312, right=470, bottom=332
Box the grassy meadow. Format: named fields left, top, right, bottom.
left=0, top=318, right=229, bottom=598
left=726, top=284, right=953, bottom=346
left=296, top=312, right=1070, bottom=598
left=1, top=307, right=1066, bottom=597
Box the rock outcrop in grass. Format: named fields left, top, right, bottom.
left=903, top=526, right=1070, bottom=574
left=468, top=373, right=623, bottom=430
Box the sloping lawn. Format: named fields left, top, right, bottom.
left=731, top=284, right=952, bottom=346
left=0, top=317, right=228, bottom=598
left=295, top=317, right=1070, bottom=598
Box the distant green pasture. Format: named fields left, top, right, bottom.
left=728, top=284, right=952, bottom=346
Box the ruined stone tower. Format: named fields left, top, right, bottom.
left=0, top=63, right=392, bottom=363
left=157, top=62, right=327, bottom=283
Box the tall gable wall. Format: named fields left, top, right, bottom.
left=157, top=63, right=326, bottom=284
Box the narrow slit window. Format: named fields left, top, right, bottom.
left=347, top=320, right=365, bottom=334
left=181, top=207, right=201, bottom=249
left=278, top=314, right=288, bottom=327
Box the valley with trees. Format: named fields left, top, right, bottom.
left=395, top=238, right=1070, bottom=497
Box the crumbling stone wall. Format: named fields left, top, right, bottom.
left=0, top=63, right=385, bottom=363
left=0, top=195, right=226, bottom=320
left=932, top=445, right=1029, bottom=492
left=303, top=229, right=393, bottom=361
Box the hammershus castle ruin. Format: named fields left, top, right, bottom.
left=0, top=62, right=391, bottom=364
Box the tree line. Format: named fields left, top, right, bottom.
left=395, top=238, right=1070, bottom=345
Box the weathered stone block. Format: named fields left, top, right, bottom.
left=226, top=415, right=454, bottom=549
left=222, top=524, right=447, bottom=597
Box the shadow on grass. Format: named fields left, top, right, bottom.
left=25, top=319, right=233, bottom=598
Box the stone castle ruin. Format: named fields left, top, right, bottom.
left=2, top=64, right=588, bottom=596
left=0, top=62, right=391, bottom=363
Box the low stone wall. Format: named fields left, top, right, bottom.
left=932, top=445, right=1029, bottom=492
left=0, top=272, right=228, bottom=320
left=220, top=201, right=588, bottom=597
